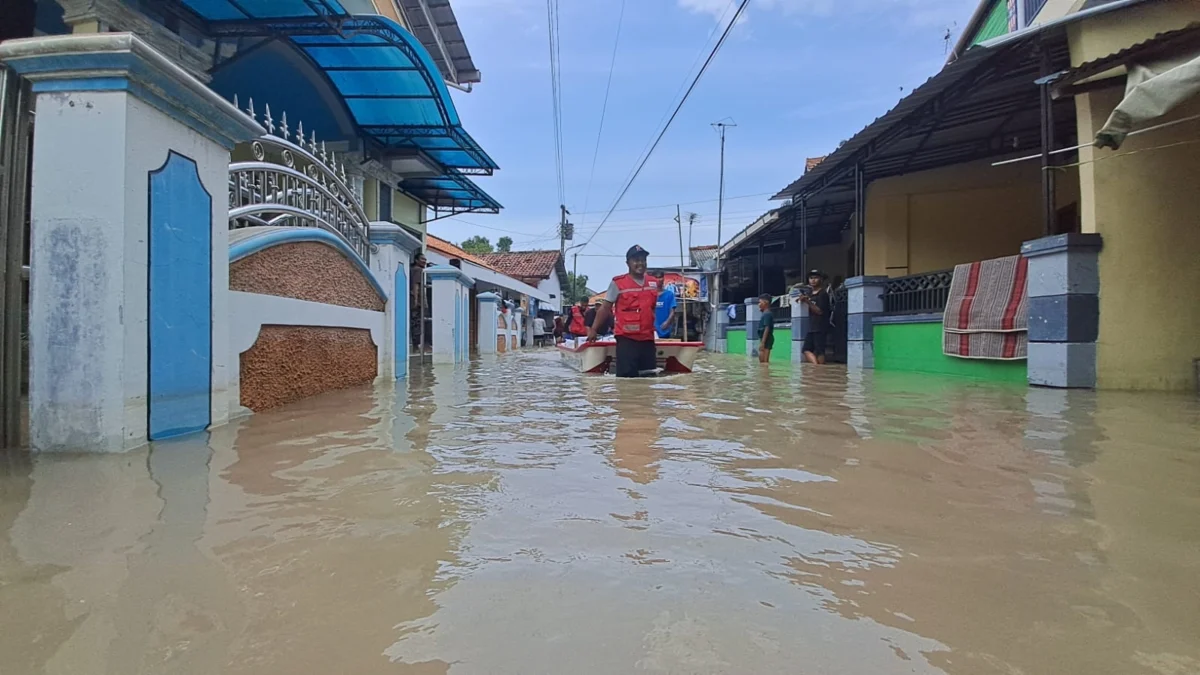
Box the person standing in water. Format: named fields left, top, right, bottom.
left=757, top=293, right=775, bottom=364
left=800, top=269, right=831, bottom=364
left=588, top=245, right=661, bottom=378
left=565, top=299, right=588, bottom=341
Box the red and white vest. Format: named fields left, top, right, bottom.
left=612, top=274, right=659, bottom=341
left=567, top=305, right=587, bottom=334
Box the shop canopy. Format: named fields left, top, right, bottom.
left=177, top=1, right=496, bottom=173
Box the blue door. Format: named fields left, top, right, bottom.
left=148, top=152, right=212, bottom=439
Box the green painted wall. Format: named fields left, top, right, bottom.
left=728, top=328, right=746, bottom=355
left=874, top=320, right=1026, bottom=383
left=768, top=326, right=790, bottom=363
left=971, top=0, right=1010, bottom=46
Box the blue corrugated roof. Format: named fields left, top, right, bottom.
left=175, top=2, right=497, bottom=174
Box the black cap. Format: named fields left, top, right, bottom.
left=626, top=245, right=649, bottom=260
left=808, top=269, right=824, bottom=277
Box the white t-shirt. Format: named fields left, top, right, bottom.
left=533, top=317, right=546, bottom=335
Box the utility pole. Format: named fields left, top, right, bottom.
left=711, top=120, right=736, bottom=311
left=675, top=204, right=688, bottom=341
left=558, top=204, right=572, bottom=257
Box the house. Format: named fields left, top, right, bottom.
left=0, top=0, right=508, bottom=449
left=717, top=0, right=1200, bottom=391
left=478, top=250, right=568, bottom=313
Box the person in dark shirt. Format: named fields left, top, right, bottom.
left=757, top=293, right=775, bottom=364
left=800, top=269, right=831, bottom=364
left=585, top=301, right=614, bottom=336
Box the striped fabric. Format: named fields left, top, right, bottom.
left=943, top=255, right=1028, bottom=360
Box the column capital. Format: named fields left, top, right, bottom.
left=368, top=221, right=423, bottom=254
left=477, top=292, right=501, bottom=303
left=425, top=265, right=475, bottom=286
left=0, top=33, right=262, bottom=149
left=1021, top=233, right=1103, bottom=258
left=843, top=275, right=889, bottom=289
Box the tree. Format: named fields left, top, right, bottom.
left=460, top=235, right=493, bottom=255
left=496, top=236, right=513, bottom=253
left=565, top=272, right=590, bottom=304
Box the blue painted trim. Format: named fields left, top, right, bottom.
left=395, top=265, right=408, bottom=378
left=147, top=150, right=213, bottom=440
left=31, top=77, right=130, bottom=93
left=229, top=227, right=388, bottom=301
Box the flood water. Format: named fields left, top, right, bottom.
left=2, top=352, right=1199, bottom=675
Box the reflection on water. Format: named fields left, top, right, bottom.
left=2, top=353, right=1199, bottom=674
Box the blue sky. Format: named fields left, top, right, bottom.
left=436, top=0, right=979, bottom=286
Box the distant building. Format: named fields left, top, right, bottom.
left=479, top=250, right=568, bottom=312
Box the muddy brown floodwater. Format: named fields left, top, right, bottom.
left=1, top=352, right=1199, bottom=675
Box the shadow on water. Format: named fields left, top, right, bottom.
left=1, top=351, right=1198, bottom=674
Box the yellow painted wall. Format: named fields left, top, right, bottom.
left=362, top=179, right=379, bottom=221
left=1070, top=0, right=1200, bottom=391
left=391, top=190, right=424, bottom=232
left=1030, top=0, right=1084, bottom=26
left=368, top=0, right=408, bottom=28
left=863, top=158, right=1070, bottom=277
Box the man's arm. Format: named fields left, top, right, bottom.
left=588, top=301, right=613, bottom=341
left=661, top=306, right=677, bottom=332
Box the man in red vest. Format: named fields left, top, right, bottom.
left=565, top=299, right=588, bottom=340
left=589, top=245, right=661, bottom=377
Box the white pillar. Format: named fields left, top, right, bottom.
left=0, top=34, right=262, bottom=452
left=368, top=222, right=423, bottom=378
left=513, top=308, right=525, bottom=351
left=477, top=292, right=500, bottom=354
left=426, top=265, right=473, bottom=364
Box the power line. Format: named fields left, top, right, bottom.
left=579, top=0, right=627, bottom=232
left=571, top=190, right=775, bottom=216
left=545, top=0, right=566, bottom=207
left=617, top=0, right=740, bottom=197
left=582, top=0, right=751, bottom=249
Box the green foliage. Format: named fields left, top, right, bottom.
left=460, top=235, right=493, bottom=255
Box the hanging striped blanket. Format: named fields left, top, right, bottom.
left=943, top=255, right=1028, bottom=360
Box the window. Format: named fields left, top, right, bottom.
left=379, top=185, right=393, bottom=222
left=1022, top=0, right=1049, bottom=26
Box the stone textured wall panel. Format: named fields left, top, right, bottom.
left=240, top=325, right=378, bottom=412
left=231, top=242, right=385, bottom=311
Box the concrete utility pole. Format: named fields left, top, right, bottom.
left=558, top=204, right=572, bottom=257
left=675, top=204, right=688, bottom=341
left=711, top=120, right=736, bottom=309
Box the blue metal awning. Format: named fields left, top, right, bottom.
left=175, top=1, right=498, bottom=175
left=404, top=168, right=502, bottom=215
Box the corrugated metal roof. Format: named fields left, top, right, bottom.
left=770, top=1, right=1156, bottom=204
left=971, top=0, right=1010, bottom=47
left=398, top=0, right=481, bottom=85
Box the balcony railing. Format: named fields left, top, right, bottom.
left=883, top=269, right=953, bottom=315
left=228, top=98, right=372, bottom=263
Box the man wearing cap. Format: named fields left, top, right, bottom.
left=588, top=245, right=661, bottom=377
left=799, top=269, right=831, bottom=365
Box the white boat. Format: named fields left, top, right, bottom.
left=557, top=338, right=704, bottom=375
